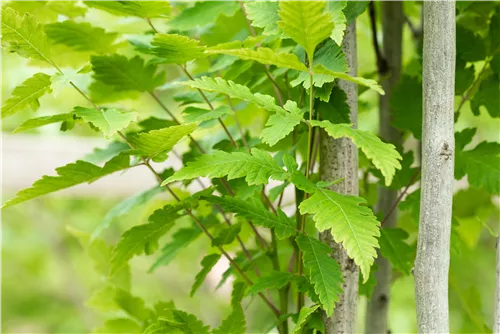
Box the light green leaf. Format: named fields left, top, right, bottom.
left=168, top=1, right=239, bottom=31
left=313, top=64, right=384, bottom=94
left=114, top=289, right=153, bottom=322
left=212, top=223, right=242, bottom=246
left=310, top=120, right=401, bottom=186
left=299, top=188, right=381, bottom=281
left=91, top=54, right=166, bottom=92
left=2, top=73, right=52, bottom=118
left=245, top=2, right=281, bottom=36
left=45, top=20, right=119, bottom=53
left=6, top=1, right=87, bottom=23
left=206, top=47, right=307, bottom=71
left=1, top=7, right=52, bottom=63
left=180, top=77, right=283, bottom=113
left=293, top=305, right=320, bottom=334
left=93, top=318, right=141, bottom=334
left=327, top=1, right=347, bottom=45
left=148, top=34, right=205, bottom=64
left=295, top=235, right=343, bottom=315
left=164, top=148, right=288, bottom=186
left=212, top=305, right=246, bottom=334
left=73, top=106, right=137, bottom=137
left=110, top=208, right=180, bottom=275
left=2, top=155, right=130, bottom=209
left=191, top=254, right=221, bottom=297
left=277, top=1, right=334, bottom=61
left=13, top=113, right=74, bottom=133
left=84, top=1, right=171, bottom=18
left=261, top=100, right=304, bottom=146
left=247, top=271, right=294, bottom=295
left=128, top=123, right=197, bottom=159
left=182, top=106, right=231, bottom=123
left=204, top=196, right=295, bottom=239
left=379, top=228, right=413, bottom=275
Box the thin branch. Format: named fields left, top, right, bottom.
left=226, top=97, right=250, bottom=149
left=455, top=58, right=490, bottom=118
left=381, top=170, right=420, bottom=226
left=369, top=1, right=389, bottom=75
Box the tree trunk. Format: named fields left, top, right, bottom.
left=414, top=2, right=455, bottom=333
left=365, top=2, right=403, bottom=333
left=319, top=23, right=359, bottom=334
left=494, top=238, right=500, bottom=334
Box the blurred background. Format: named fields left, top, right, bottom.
left=2, top=1, right=499, bottom=333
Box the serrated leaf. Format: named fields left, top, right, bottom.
left=293, top=305, right=320, bottom=334
left=84, top=1, right=171, bottom=18
left=2, top=155, right=129, bottom=209
left=247, top=271, right=294, bottom=295
left=2, top=73, right=52, bottom=118
left=344, top=1, right=369, bottom=24
left=213, top=305, right=246, bottom=334
left=313, top=64, right=384, bottom=95
left=206, top=47, right=307, bottom=71
left=261, top=101, right=304, bottom=146
left=93, top=318, right=141, bottom=334
left=245, top=2, right=281, bottom=36
left=205, top=195, right=295, bottom=239
left=182, top=106, right=231, bottom=123
left=295, top=235, right=343, bottom=315
left=7, top=1, right=87, bottom=23
left=299, top=188, right=381, bottom=281
left=91, top=54, right=165, bottom=92
left=110, top=209, right=180, bottom=275
left=317, top=87, right=350, bottom=123
left=15, top=113, right=74, bottom=133
left=114, top=289, right=153, bottom=322
left=457, top=25, right=486, bottom=62
left=379, top=228, right=413, bottom=275
left=277, top=1, right=334, bottom=61
left=390, top=75, right=422, bottom=138
left=73, top=106, right=137, bottom=137
left=180, top=77, right=283, bottom=113
left=212, top=223, right=241, bottom=246
left=491, top=7, right=500, bottom=54
left=327, top=1, right=347, bottom=45
left=83, top=141, right=130, bottom=164
left=145, top=310, right=209, bottom=334
left=1, top=7, right=52, bottom=63
left=456, top=141, right=500, bottom=194
left=168, top=1, right=239, bottom=31
left=45, top=20, right=119, bottom=53
left=191, top=253, right=221, bottom=297
left=470, top=74, right=500, bottom=118
left=310, top=120, right=401, bottom=186
left=128, top=123, right=197, bottom=159
left=147, top=34, right=205, bottom=64
left=164, top=148, right=288, bottom=186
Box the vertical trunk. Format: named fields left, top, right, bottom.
left=319, top=23, right=359, bottom=334
left=495, top=238, right=500, bottom=334
left=365, top=2, right=403, bottom=333
left=414, top=2, right=455, bottom=333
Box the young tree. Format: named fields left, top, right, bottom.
left=414, top=1, right=456, bottom=333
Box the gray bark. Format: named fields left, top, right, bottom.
left=319, top=23, right=359, bottom=334
left=495, top=238, right=500, bottom=334
left=365, top=2, right=403, bottom=333
left=414, top=2, right=455, bottom=333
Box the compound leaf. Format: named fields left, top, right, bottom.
left=2, top=73, right=52, bottom=118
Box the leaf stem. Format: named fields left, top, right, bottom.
left=380, top=170, right=420, bottom=226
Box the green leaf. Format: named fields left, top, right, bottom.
left=457, top=25, right=486, bottom=62
left=164, top=148, right=288, bottom=186
left=456, top=141, right=500, bottom=194
left=168, top=1, right=239, bottom=31
left=390, top=75, right=422, bottom=138
left=110, top=209, right=180, bottom=275
left=84, top=1, right=171, bottom=18
left=343, top=1, right=369, bottom=24
left=148, top=34, right=205, bottom=64
left=128, top=123, right=197, bottom=159
left=2, top=155, right=129, bottom=209
left=470, top=74, right=500, bottom=118
left=1, top=7, right=52, bottom=63
left=245, top=2, right=281, bottom=36
left=261, top=101, right=304, bottom=146
left=182, top=106, right=231, bottom=123
left=379, top=228, right=413, bottom=275
left=2, top=73, right=52, bottom=118
left=327, top=1, right=347, bottom=45
left=73, top=106, right=137, bottom=138
left=490, top=7, right=500, bottom=54
left=310, top=120, right=401, bottom=186
left=212, top=305, right=246, bottom=334
left=114, top=289, right=153, bottom=322
left=455, top=60, right=475, bottom=96
left=316, top=87, right=350, bottom=124
left=212, top=223, right=242, bottom=246
left=145, top=310, right=210, bottom=334
left=293, top=305, right=320, bottom=334
left=313, top=65, right=384, bottom=95
left=231, top=281, right=247, bottom=308
left=93, top=318, right=142, bottom=334
left=277, top=1, right=334, bottom=61
left=205, top=196, right=295, bottom=239
left=247, top=271, right=294, bottom=296
left=299, top=188, right=380, bottom=281
left=295, top=235, right=343, bottom=316
left=180, top=77, right=283, bottom=113
left=6, top=1, right=87, bottom=23
left=91, top=54, right=166, bottom=92
left=206, top=47, right=307, bottom=71
left=45, top=20, right=119, bottom=53
left=191, top=253, right=221, bottom=297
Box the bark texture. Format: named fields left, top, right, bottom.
left=414, top=2, right=455, bottom=333
left=495, top=238, right=500, bottom=334
left=365, top=2, right=403, bottom=333
left=319, top=23, right=359, bottom=334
